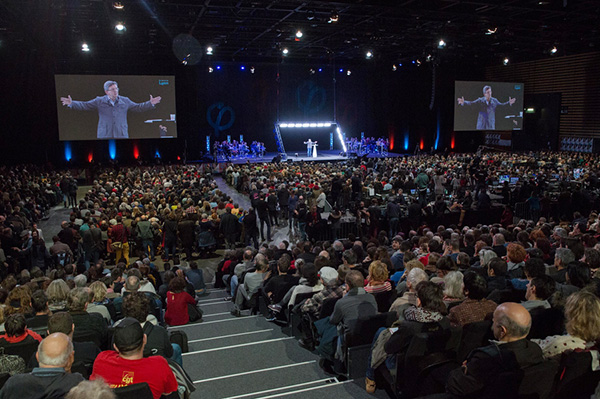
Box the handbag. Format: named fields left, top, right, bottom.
left=110, top=241, right=123, bottom=250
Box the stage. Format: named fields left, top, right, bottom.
left=211, top=150, right=404, bottom=164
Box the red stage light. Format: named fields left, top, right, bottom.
left=88, top=153, right=93, bottom=163
left=133, top=145, right=139, bottom=159
left=420, top=139, right=424, bottom=150
left=451, top=135, right=455, bottom=149
left=177, top=156, right=181, bottom=161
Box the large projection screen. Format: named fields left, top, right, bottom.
left=454, top=80, right=524, bottom=131
left=55, top=74, right=177, bottom=141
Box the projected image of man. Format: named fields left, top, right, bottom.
left=60, top=80, right=161, bottom=139
left=457, top=85, right=516, bottom=130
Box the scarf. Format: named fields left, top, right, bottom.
left=404, top=306, right=444, bottom=323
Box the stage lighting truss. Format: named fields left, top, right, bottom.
left=276, top=121, right=347, bottom=153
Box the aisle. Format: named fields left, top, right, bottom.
left=170, top=284, right=376, bottom=399
left=212, top=176, right=294, bottom=247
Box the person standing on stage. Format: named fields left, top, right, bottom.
left=304, top=139, right=314, bottom=157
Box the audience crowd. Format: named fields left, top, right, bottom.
left=0, top=150, right=600, bottom=397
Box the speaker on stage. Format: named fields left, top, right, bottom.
left=272, top=154, right=282, bottom=163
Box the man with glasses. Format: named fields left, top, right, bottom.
left=60, top=80, right=161, bottom=139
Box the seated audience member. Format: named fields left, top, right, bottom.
left=365, top=281, right=449, bottom=393
left=0, top=313, right=43, bottom=352
left=185, top=261, right=206, bottom=296
left=66, top=379, right=116, bottom=399
left=301, top=266, right=347, bottom=319
left=68, top=287, right=108, bottom=348
left=552, top=247, right=575, bottom=283
left=396, top=259, right=425, bottom=296
left=263, top=255, right=300, bottom=305
left=120, top=292, right=182, bottom=366
left=29, top=311, right=101, bottom=374
left=365, top=260, right=392, bottom=294
left=90, top=317, right=178, bottom=399
left=164, top=276, right=196, bottom=326
left=448, top=271, right=497, bottom=327
left=533, top=290, right=600, bottom=359
left=389, top=268, right=429, bottom=317
left=446, top=303, right=544, bottom=397
left=86, top=281, right=112, bottom=324
left=442, top=270, right=465, bottom=306
left=26, top=290, right=52, bottom=329
left=455, top=252, right=470, bottom=272
left=522, top=275, right=556, bottom=311
left=486, top=257, right=508, bottom=294
left=282, top=263, right=324, bottom=309
left=556, top=261, right=591, bottom=297
left=506, top=243, right=527, bottom=279
left=329, top=269, right=377, bottom=338
left=0, top=332, right=84, bottom=399
left=230, top=258, right=269, bottom=317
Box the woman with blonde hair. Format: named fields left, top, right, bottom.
left=46, top=279, right=70, bottom=312
left=533, top=290, right=600, bottom=359
left=87, top=281, right=112, bottom=323
left=365, top=260, right=392, bottom=294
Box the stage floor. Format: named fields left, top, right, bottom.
left=213, top=150, right=404, bottom=164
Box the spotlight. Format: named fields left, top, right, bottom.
left=503, top=57, right=509, bottom=65
left=486, top=27, right=497, bottom=35
left=250, top=66, right=255, bottom=74
left=412, top=60, right=416, bottom=64
left=206, top=46, right=213, bottom=55
left=280, top=123, right=288, bottom=128
left=426, top=54, right=433, bottom=62
left=399, top=63, right=402, bottom=67
left=328, top=12, right=339, bottom=23
left=392, top=64, right=397, bottom=71
left=216, top=65, right=221, bottom=70
left=81, top=43, right=90, bottom=52
left=339, top=68, right=343, bottom=73
left=115, top=23, right=125, bottom=32
left=438, top=39, right=446, bottom=48
left=309, top=123, right=317, bottom=127
left=551, top=46, right=558, bottom=54
left=296, top=30, right=303, bottom=38
left=208, top=67, right=214, bottom=73
left=282, top=48, right=289, bottom=55
left=240, top=66, right=245, bottom=70
left=346, top=70, right=351, bottom=76
left=366, top=51, right=373, bottom=59
left=309, top=68, right=315, bottom=75
left=302, top=123, right=309, bottom=127
left=416, top=59, right=421, bottom=66
left=318, top=68, right=323, bottom=72
left=112, top=2, right=124, bottom=10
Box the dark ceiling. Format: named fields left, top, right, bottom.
left=1, top=0, right=599, bottom=67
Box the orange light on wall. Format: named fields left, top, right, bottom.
left=451, top=135, right=455, bottom=149
left=88, top=152, right=93, bottom=163
left=420, top=139, right=424, bottom=150
left=388, top=125, right=395, bottom=150
left=133, top=144, right=139, bottom=159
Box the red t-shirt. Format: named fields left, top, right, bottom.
left=165, top=291, right=196, bottom=326
left=90, top=351, right=177, bottom=399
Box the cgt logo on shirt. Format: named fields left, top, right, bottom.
left=122, top=371, right=134, bottom=385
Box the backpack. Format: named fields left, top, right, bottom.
left=169, top=330, right=189, bottom=353
left=167, top=358, right=196, bottom=399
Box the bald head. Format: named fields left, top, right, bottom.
left=37, top=333, right=74, bottom=369
left=492, top=303, right=532, bottom=342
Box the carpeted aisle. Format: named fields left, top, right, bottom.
left=170, top=284, right=380, bottom=399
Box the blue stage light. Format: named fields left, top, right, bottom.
left=240, top=66, right=245, bottom=70
left=216, top=65, right=221, bottom=70
left=108, top=140, right=116, bottom=160
left=64, top=142, right=72, bottom=161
